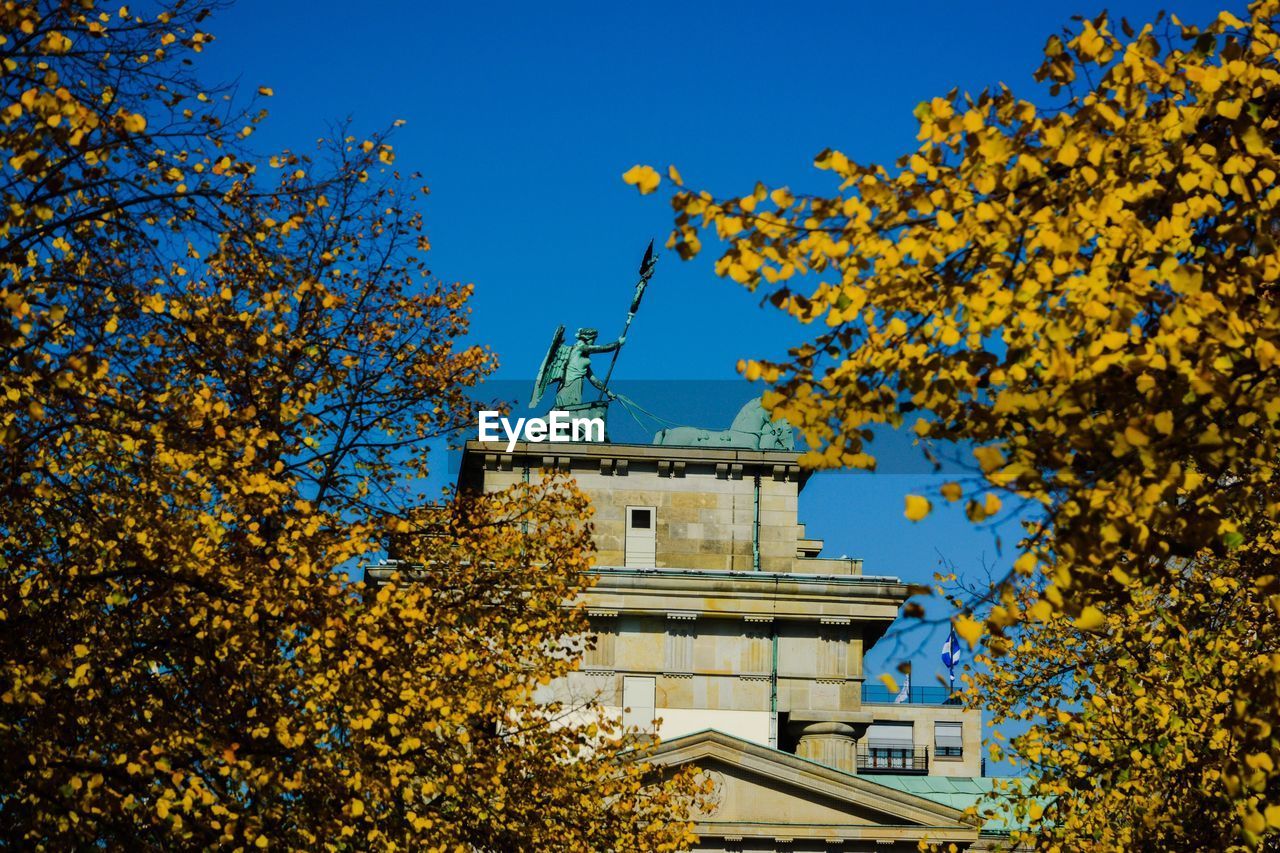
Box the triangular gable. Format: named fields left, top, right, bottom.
left=645, top=729, right=982, bottom=847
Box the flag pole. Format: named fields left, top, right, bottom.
left=597, top=240, right=657, bottom=400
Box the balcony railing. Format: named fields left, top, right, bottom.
left=860, top=684, right=961, bottom=705
left=856, top=744, right=930, bottom=774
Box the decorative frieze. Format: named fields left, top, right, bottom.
left=483, top=453, right=514, bottom=471
left=665, top=612, right=697, bottom=673
left=818, top=620, right=850, bottom=679
left=743, top=616, right=774, bottom=675
left=598, top=457, right=630, bottom=476
left=657, top=460, right=687, bottom=478
left=540, top=455, right=571, bottom=472
left=584, top=613, right=617, bottom=669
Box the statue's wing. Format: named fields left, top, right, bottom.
left=530, top=324, right=566, bottom=407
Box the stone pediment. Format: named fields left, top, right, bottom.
left=646, top=729, right=982, bottom=849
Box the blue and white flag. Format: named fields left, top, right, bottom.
left=941, top=626, right=961, bottom=670
left=894, top=669, right=910, bottom=703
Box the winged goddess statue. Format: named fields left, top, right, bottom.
left=529, top=241, right=657, bottom=417
left=529, top=325, right=626, bottom=410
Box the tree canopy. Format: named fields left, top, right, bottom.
left=633, top=1, right=1280, bottom=848
left=0, top=2, right=702, bottom=849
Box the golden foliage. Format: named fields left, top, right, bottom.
left=0, top=2, right=703, bottom=849
left=648, top=2, right=1280, bottom=848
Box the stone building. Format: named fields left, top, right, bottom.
left=451, top=437, right=1015, bottom=851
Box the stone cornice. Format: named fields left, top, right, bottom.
left=577, top=567, right=909, bottom=623
left=460, top=439, right=813, bottom=488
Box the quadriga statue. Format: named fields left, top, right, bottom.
left=654, top=399, right=795, bottom=451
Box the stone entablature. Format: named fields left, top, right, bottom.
left=579, top=568, right=908, bottom=625
left=459, top=440, right=861, bottom=574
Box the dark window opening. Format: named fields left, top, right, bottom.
left=630, top=509, right=652, bottom=529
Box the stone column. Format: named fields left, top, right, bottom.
left=794, top=721, right=858, bottom=773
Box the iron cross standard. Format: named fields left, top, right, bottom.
left=596, top=239, right=657, bottom=400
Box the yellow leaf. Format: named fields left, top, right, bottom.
left=1073, top=605, right=1105, bottom=631
left=904, top=494, right=931, bottom=522
left=667, top=164, right=683, bottom=186
left=257, top=87, right=274, bottom=97
left=973, top=446, right=1004, bottom=472
left=954, top=615, right=982, bottom=648
left=1057, top=143, right=1079, bottom=166
left=1241, top=126, right=1267, bottom=156
left=940, top=482, right=963, bottom=502
left=121, top=112, right=146, bottom=133
left=1029, top=599, right=1054, bottom=621
left=877, top=673, right=899, bottom=694
left=621, top=164, right=661, bottom=195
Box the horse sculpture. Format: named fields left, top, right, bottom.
left=653, top=399, right=795, bottom=451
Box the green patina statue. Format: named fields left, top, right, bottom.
left=653, top=398, right=796, bottom=451
left=529, top=325, right=626, bottom=412
left=528, top=242, right=657, bottom=431
left=524, top=240, right=793, bottom=452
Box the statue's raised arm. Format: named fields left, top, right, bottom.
left=529, top=326, right=626, bottom=410
left=526, top=242, right=657, bottom=439
left=580, top=333, right=626, bottom=356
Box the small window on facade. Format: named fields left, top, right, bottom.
left=624, top=506, right=656, bottom=567
left=935, top=721, right=963, bottom=757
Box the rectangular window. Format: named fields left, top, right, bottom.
left=622, top=676, right=656, bottom=731
left=863, top=722, right=917, bottom=770
left=624, top=505, right=656, bottom=567
left=935, top=721, right=964, bottom=757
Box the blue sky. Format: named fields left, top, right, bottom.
left=203, top=0, right=1230, bottom=686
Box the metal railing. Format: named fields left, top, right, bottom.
left=860, top=684, right=961, bottom=705
left=856, top=744, right=930, bottom=774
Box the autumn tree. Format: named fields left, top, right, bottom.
left=0, top=2, right=702, bottom=849
left=631, top=1, right=1280, bottom=849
